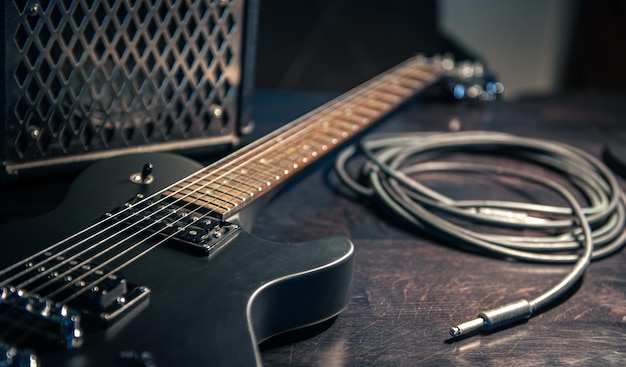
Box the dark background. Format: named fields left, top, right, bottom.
left=254, top=0, right=626, bottom=93
left=1, top=1, right=625, bottom=365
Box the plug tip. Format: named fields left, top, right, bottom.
left=449, top=317, right=485, bottom=338
left=449, top=326, right=462, bottom=337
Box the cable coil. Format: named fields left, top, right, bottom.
left=334, top=130, right=626, bottom=337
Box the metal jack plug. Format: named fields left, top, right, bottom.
left=450, top=299, right=533, bottom=338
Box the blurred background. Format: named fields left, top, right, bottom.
left=254, top=0, right=626, bottom=98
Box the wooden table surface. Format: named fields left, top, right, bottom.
left=250, top=90, right=626, bottom=366
left=1, top=90, right=625, bottom=366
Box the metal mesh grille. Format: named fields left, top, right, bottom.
left=3, top=0, right=252, bottom=172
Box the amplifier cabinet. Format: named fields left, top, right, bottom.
left=1, top=0, right=258, bottom=180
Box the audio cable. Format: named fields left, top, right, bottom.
left=334, top=130, right=626, bottom=338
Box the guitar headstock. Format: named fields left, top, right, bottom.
left=419, top=53, right=505, bottom=101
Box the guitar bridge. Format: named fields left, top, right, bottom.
left=106, top=194, right=241, bottom=256
left=0, top=342, right=38, bottom=367
left=0, top=286, right=82, bottom=350
left=0, top=256, right=151, bottom=355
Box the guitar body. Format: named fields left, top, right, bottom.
left=0, top=153, right=354, bottom=366
left=1, top=55, right=479, bottom=366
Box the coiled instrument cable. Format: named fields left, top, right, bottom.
left=334, top=131, right=626, bottom=338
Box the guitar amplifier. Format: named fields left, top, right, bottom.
left=0, top=0, right=259, bottom=181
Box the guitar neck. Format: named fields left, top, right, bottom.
left=163, top=56, right=445, bottom=219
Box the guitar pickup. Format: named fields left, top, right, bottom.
left=105, top=195, right=241, bottom=256
left=66, top=271, right=151, bottom=326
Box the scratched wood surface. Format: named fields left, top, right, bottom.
left=1, top=90, right=625, bottom=366
left=252, top=91, right=626, bottom=366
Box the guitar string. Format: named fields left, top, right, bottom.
left=0, top=185, right=265, bottom=349
left=44, top=67, right=438, bottom=299
left=0, top=59, right=441, bottom=349
left=0, top=63, right=434, bottom=349
left=44, top=199, right=213, bottom=300
left=0, top=58, right=440, bottom=309
left=0, top=66, right=395, bottom=285
left=0, top=59, right=434, bottom=310
left=4, top=63, right=428, bottom=293
left=0, top=58, right=408, bottom=275
left=0, top=64, right=438, bottom=351
left=0, top=57, right=435, bottom=290
left=18, top=200, right=207, bottom=293
left=0, top=192, right=218, bottom=347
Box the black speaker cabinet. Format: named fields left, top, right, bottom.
left=0, top=0, right=258, bottom=180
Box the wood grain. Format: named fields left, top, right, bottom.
left=2, top=91, right=625, bottom=366
left=253, top=92, right=626, bottom=366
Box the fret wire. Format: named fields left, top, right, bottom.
left=170, top=189, right=236, bottom=212
left=273, top=145, right=312, bottom=164
left=178, top=177, right=254, bottom=200
left=268, top=147, right=304, bottom=165
left=299, top=139, right=325, bottom=157
left=248, top=159, right=289, bottom=180
left=0, top=58, right=445, bottom=297
left=164, top=185, right=236, bottom=209
left=348, top=105, right=382, bottom=119
left=392, top=77, right=425, bottom=89
left=348, top=103, right=379, bottom=119
left=271, top=152, right=300, bottom=173
left=215, top=155, right=285, bottom=183
left=360, top=98, right=392, bottom=111
left=318, top=122, right=351, bottom=140
left=319, top=117, right=357, bottom=133
left=343, top=96, right=388, bottom=117
left=173, top=168, right=269, bottom=214
left=238, top=61, right=441, bottom=177
left=183, top=179, right=253, bottom=201
left=163, top=59, right=443, bottom=218
left=331, top=113, right=371, bottom=127
left=203, top=172, right=264, bottom=194
left=214, top=159, right=272, bottom=212
left=258, top=154, right=298, bottom=173
left=256, top=157, right=291, bottom=176
left=300, top=129, right=333, bottom=145
left=266, top=151, right=304, bottom=170
left=245, top=162, right=284, bottom=181
left=208, top=59, right=433, bottom=198
left=178, top=182, right=248, bottom=204
left=164, top=181, right=247, bottom=209
left=178, top=188, right=240, bottom=210
left=238, top=164, right=282, bottom=184
left=302, top=134, right=333, bottom=154
left=325, top=118, right=361, bottom=133
left=377, top=83, right=415, bottom=98
left=404, top=68, right=439, bottom=81
left=368, top=91, right=404, bottom=104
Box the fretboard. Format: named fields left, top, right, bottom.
left=162, top=56, right=444, bottom=218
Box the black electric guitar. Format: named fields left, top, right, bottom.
left=0, top=55, right=495, bottom=366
